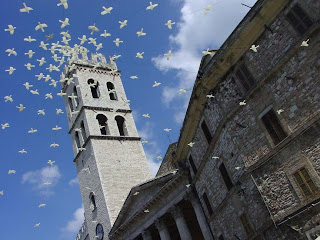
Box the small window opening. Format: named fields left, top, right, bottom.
left=261, top=109, right=287, bottom=145
left=73, top=86, right=79, bottom=107
left=240, top=213, right=254, bottom=237
left=68, top=98, right=74, bottom=112
left=219, top=163, right=234, bottom=191
left=89, top=192, right=97, bottom=210
left=81, top=121, right=87, bottom=142
left=115, top=116, right=128, bottom=136
left=107, top=82, right=117, bottom=100
left=75, top=132, right=81, bottom=150
left=236, top=63, right=255, bottom=92
left=286, top=4, right=313, bottom=35
left=293, top=167, right=318, bottom=197
left=188, top=155, right=197, bottom=175
left=203, top=192, right=213, bottom=216
left=88, top=79, right=100, bottom=98
left=96, top=114, right=110, bottom=135
left=201, top=120, right=212, bottom=144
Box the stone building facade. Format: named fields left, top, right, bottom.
left=64, top=0, right=320, bottom=239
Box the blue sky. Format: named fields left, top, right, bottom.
left=0, top=0, right=254, bottom=239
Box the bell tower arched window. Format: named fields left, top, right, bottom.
left=107, top=82, right=117, bottom=100
left=115, top=116, right=128, bottom=136
left=69, top=97, right=74, bottom=112
left=81, top=121, right=87, bottom=142
left=75, top=131, right=81, bottom=150
left=89, top=192, right=97, bottom=211
left=96, top=114, right=110, bottom=135
left=88, top=79, right=100, bottom=99
left=73, top=86, right=79, bottom=107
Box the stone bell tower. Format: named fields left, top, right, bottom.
left=61, top=52, right=151, bottom=240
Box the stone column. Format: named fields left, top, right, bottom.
left=155, top=218, right=171, bottom=240
left=185, top=193, right=214, bottom=240
left=170, top=205, right=192, bottom=240
left=142, top=230, right=152, bottom=240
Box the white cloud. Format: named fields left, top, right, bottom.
left=61, top=207, right=84, bottom=236
left=22, top=165, right=61, bottom=196
left=152, top=0, right=254, bottom=115
left=69, top=177, right=79, bottom=186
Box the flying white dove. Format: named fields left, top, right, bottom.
left=28, top=128, right=38, bottom=134
left=59, top=18, right=70, bottom=28
left=34, top=223, right=40, bottom=228
left=165, top=20, right=175, bottom=29
left=48, top=160, right=55, bottom=166
left=36, top=73, right=44, bottom=80
left=146, top=2, right=158, bottom=10
left=164, top=128, right=171, bottom=132
left=60, top=30, right=71, bottom=38
left=24, top=36, right=36, bottom=42
left=206, top=94, right=215, bottom=98
left=142, top=114, right=150, bottom=118
left=250, top=44, right=259, bottom=52
left=56, top=109, right=64, bottom=115
left=202, top=49, right=212, bottom=55
left=136, top=28, right=146, bottom=37
left=133, top=191, right=139, bottom=196
left=8, top=170, right=16, bottom=174
left=301, top=39, right=309, bottom=47
left=37, top=57, right=46, bottom=66
left=235, top=167, right=241, bottom=171
left=5, top=67, right=16, bottom=75
left=44, top=182, right=51, bottom=185
left=188, top=142, right=195, bottom=147
left=156, top=156, right=163, bottom=160
left=277, top=109, right=284, bottom=115
left=119, top=20, right=128, bottom=29
left=39, top=41, right=49, bottom=50
left=136, top=52, right=144, bottom=59
left=20, top=3, right=33, bottom=13
left=19, top=149, right=27, bottom=154
left=38, top=109, right=45, bottom=115
left=78, top=35, right=87, bottom=45
left=100, top=30, right=111, bottom=38
left=4, top=95, right=13, bottom=102
left=111, top=55, right=121, bottom=60
left=45, top=93, right=53, bottom=99
left=5, top=48, right=17, bottom=56
left=101, top=6, right=113, bottom=15
left=50, top=143, right=59, bottom=148
left=4, top=25, right=16, bottom=35
left=96, top=43, right=103, bottom=51
left=57, top=90, right=66, bottom=97
left=88, top=37, right=96, bottom=45
left=25, top=63, right=35, bottom=70
left=179, top=89, right=187, bottom=94
left=130, top=75, right=138, bottom=79
left=152, top=81, right=161, bottom=87
left=1, top=123, right=9, bottom=129
left=30, top=89, right=39, bottom=95
left=0, top=191, right=3, bottom=195
left=88, top=24, right=99, bottom=34
left=50, top=80, right=58, bottom=88
left=141, top=140, right=148, bottom=145
left=16, top=104, right=26, bottom=112
left=38, top=204, right=46, bottom=208
left=57, top=0, right=68, bottom=9
left=204, top=5, right=212, bottom=14
left=25, top=50, right=35, bottom=58
left=35, top=22, right=48, bottom=32
left=23, top=82, right=34, bottom=90
left=164, top=50, right=172, bottom=60
left=44, top=75, right=51, bottom=82
left=239, top=100, right=246, bottom=106
left=212, top=156, right=219, bottom=159
left=113, top=38, right=123, bottom=47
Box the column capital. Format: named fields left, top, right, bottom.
left=170, top=205, right=184, bottom=219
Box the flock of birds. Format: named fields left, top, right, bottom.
left=1, top=0, right=312, bottom=232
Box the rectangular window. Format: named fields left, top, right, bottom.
left=219, top=163, right=234, bottom=191
left=261, top=109, right=287, bottom=145
left=201, top=120, right=212, bottom=144
left=293, top=167, right=318, bottom=197
left=286, top=4, right=313, bottom=35
left=236, top=63, right=255, bottom=92
left=203, top=192, right=213, bottom=216
left=188, top=155, right=197, bottom=175
left=240, top=213, right=254, bottom=238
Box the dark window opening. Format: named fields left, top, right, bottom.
left=88, top=79, right=100, bottom=98
left=203, top=192, right=213, bottom=216
left=107, top=82, right=117, bottom=100
left=201, top=120, right=212, bottom=144
left=219, top=163, right=234, bottom=191
left=90, top=193, right=97, bottom=210
left=240, top=213, right=254, bottom=237
left=75, top=132, right=81, bottom=150
left=96, top=114, right=110, bottom=135
left=286, top=4, right=313, bottom=35
left=261, top=109, right=287, bottom=145
left=73, top=86, right=79, bottom=107
left=68, top=98, right=74, bottom=112
left=236, top=63, right=255, bottom=92
left=81, top=121, right=87, bottom=142
left=218, top=235, right=225, bottom=240
left=189, top=155, right=197, bottom=175
left=293, top=167, right=318, bottom=197
left=115, top=116, right=127, bottom=136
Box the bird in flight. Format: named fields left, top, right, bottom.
left=250, top=44, right=259, bottom=52
left=146, top=2, right=158, bottom=10
left=16, top=104, right=26, bottom=112
left=5, top=48, right=17, bottom=56
left=113, top=38, right=123, bottom=47
left=38, top=204, right=46, bottom=208
left=4, top=25, right=16, bottom=35
left=34, top=223, right=40, bottom=228
left=37, top=57, right=46, bottom=66
left=38, top=109, right=45, bottom=115
left=204, top=5, right=212, bottom=14
left=57, top=0, right=68, bottom=9
left=301, top=39, right=309, bottom=47
left=152, top=81, right=161, bottom=87
left=35, top=22, right=48, bottom=32
left=56, top=109, right=64, bottom=115
left=141, top=140, right=148, bottom=145
left=165, top=20, right=175, bottom=29
left=88, top=24, right=99, bottom=35
left=45, top=34, right=54, bottom=42
left=4, top=95, right=13, bottom=102
left=130, top=75, right=138, bottom=79
left=206, top=94, right=215, bottom=98
left=0, top=191, right=3, bottom=196
left=164, top=50, right=172, bottom=60
left=156, top=156, right=163, bottom=160
left=136, top=28, right=146, bottom=37
left=45, top=93, right=53, bottom=100
left=179, top=89, right=187, bottom=94
left=5, top=66, right=16, bottom=75
left=20, top=3, right=33, bottom=13
left=24, top=36, right=36, bottom=42
left=25, top=50, right=35, bottom=58
left=59, top=18, right=70, bottom=28
left=36, top=73, right=44, bottom=80
left=39, top=41, right=49, bottom=50
left=100, top=30, right=111, bottom=38
left=8, top=170, right=16, bottom=175
left=239, top=100, right=246, bottom=106
left=52, top=125, right=62, bottom=131
left=101, top=6, right=113, bottom=15
left=119, top=20, right=128, bottom=29
left=164, top=128, right=171, bottom=132
left=78, top=35, right=87, bottom=45
left=48, top=160, right=55, bottom=166
left=25, top=63, right=35, bottom=70
left=142, top=114, right=150, bottom=118
left=277, top=109, right=284, bottom=115
left=19, top=149, right=27, bottom=154
left=188, top=142, right=195, bottom=147
left=30, top=89, right=40, bottom=95
left=136, top=52, right=144, bottom=59
left=1, top=123, right=9, bottom=129
left=28, top=128, right=38, bottom=134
